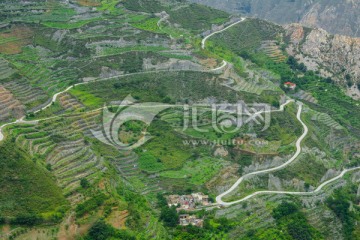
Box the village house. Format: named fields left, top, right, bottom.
left=284, top=82, right=297, bottom=90
left=167, top=193, right=210, bottom=211
left=179, top=214, right=204, bottom=227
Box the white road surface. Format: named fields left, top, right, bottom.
left=215, top=102, right=360, bottom=206
left=215, top=167, right=360, bottom=206
left=201, top=17, right=246, bottom=49
left=216, top=102, right=307, bottom=206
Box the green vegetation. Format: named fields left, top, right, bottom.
left=85, top=220, right=135, bottom=240
left=204, top=40, right=246, bottom=74
left=158, top=194, right=179, bottom=227
left=96, top=46, right=168, bottom=58
left=117, top=188, right=168, bottom=238
left=138, top=119, right=192, bottom=169
left=138, top=152, right=165, bottom=173
left=80, top=178, right=91, bottom=188
left=211, top=18, right=284, bottom=53
left=325, top=186, right=360, bottom=239
left=256, top=104, right=302, bottom=145
left=97, top=0, right=125, bottom=15
left=123, top=0, right=229, bottom=32
left=42, top=18, right=102, bottom=29
left=0, top=141, right=67, bottom=222
left=158, top=52, right=193, bottom=60
left=174, top=215, right=235, bottom=239
left=127, top=14, right=148, bottom=23
left=119, top=120, right=147, bottom=145
left=275, top=153, right=328, bottom=187
left=183, top=125, right=239, bottom=142
left=64, top=71, right=277, bottom=109
left=271, top=201, right=322, bottom=240
left=15, top=3, right=77, bottom=23
left=245, top=50, right=360, bottom=134
left=69, top=87, right=104, bottom=108
left=208, top=17, right=360, bottom=139
left=76, top=193, right=108, bottom=217
left=131, top=17, right=161, bottom=33
left=1, top=0, right=359, bottom=239
left=242, top=201, right=322, bottom=240
left=234, top=153, right=253, bottom=175
left=160, top=158, right=224, bottom=185
left=157, top=194, right=235, bottom=238
left=122, top=0, right=164, bottom=13
left=167, top=3, right=229, bottom=32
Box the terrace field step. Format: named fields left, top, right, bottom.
left=3, top=78, right=48, bottom=108
left=59, top=93, right=86, bottom=112
left=54, top=152, right=97, bottom=175
left=47, top=145, right=86, bottom=164
left=51, top=147, right=90, bottom=168
left=0, top=85, right=25, bottom=121
left=60, top=166, right=102, bottom=188
left=57, top=157, right=100, bottom=179
left=312, top=112, right=344, bottom=130
left=0, top=58, right=16, bottom=80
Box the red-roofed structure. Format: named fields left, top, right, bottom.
left=284, top=82, right=297, bottom=90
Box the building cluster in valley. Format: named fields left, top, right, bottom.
left=166, top=193, right=210, bottom=227
left=167, top=192, right=210, bottom=211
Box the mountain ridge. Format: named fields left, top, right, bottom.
left=189, top=0, right=360, bottom=37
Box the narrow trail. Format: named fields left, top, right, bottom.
left=211, top=60, right=227, bottom=71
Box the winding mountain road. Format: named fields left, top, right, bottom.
left=1, top=18, right=247, bottom=141
left=216, top=102, right=308, bottom=206
left=201, top=17, right=246, bottom=49
left=1, top=16, right=359, bottom=208
left=0, top=64, right=234, bottom=142
left=215, top=166, right=360, bottom=206
left=215, top=103, right=360, bottom=206
left=199, top=15, right=360, bottom=207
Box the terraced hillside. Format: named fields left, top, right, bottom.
left=259, top=40, right=286, bottom=63
left=8, top=111, right=104, bottom=195
left=0, top=0, right=360, bottom=239
left=209, top=18, right=284, bottom=55
left=0, top=58, right=16, bottom=80
left=2, top=78, right=49, bottom=110
left=0, top=85, right=25, bottom=123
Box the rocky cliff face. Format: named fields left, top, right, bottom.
left=285, top=24, right=360, bottom=99
left=189, top=0, right=360, bottom=37
left=299, top=0, right=360, bottom=37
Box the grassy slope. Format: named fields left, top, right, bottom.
left=210, top=18, right=284, bottom=53
left=123, top=0, right=229, bottom=32
left=0, top=140, right=67, bottom=218
left=69, top=71, right=279, bottom=109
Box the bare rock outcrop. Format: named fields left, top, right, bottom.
left=285, top=23, right=360, bottom=99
